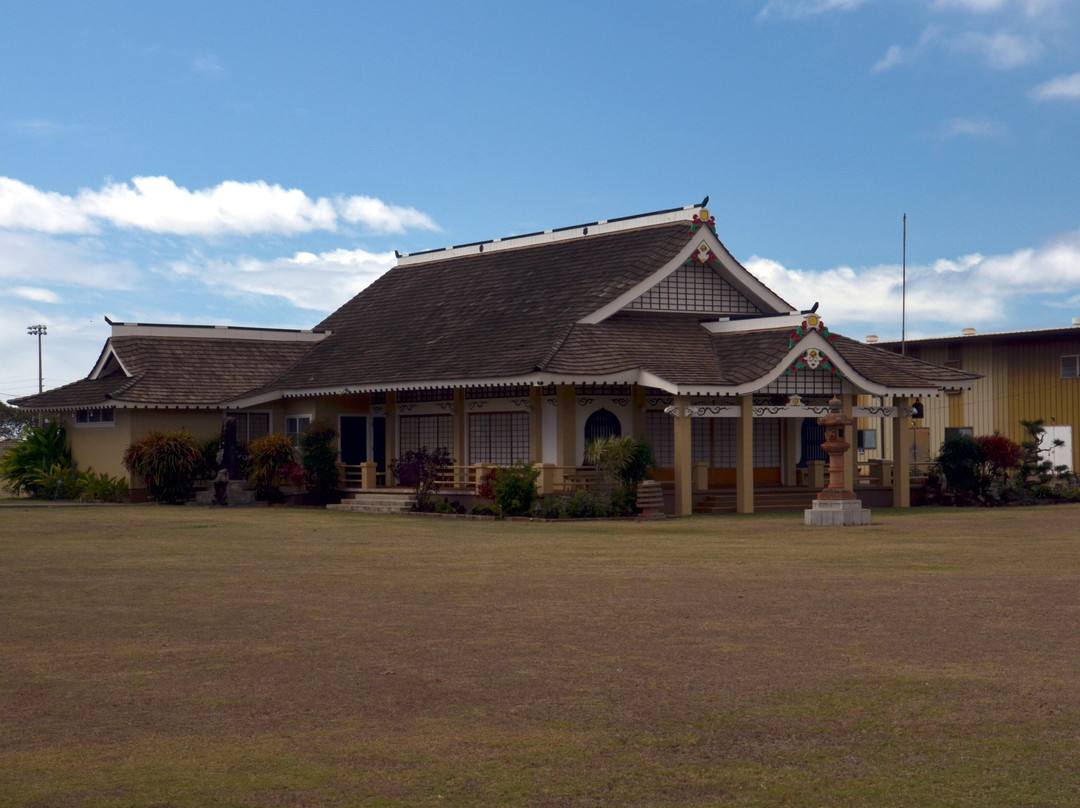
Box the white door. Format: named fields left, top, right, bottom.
left=1041, top=425, right=1073, bottom=472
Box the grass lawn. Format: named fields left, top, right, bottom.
left=1, top=503, right=1079, bottom=807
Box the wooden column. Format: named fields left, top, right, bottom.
left=556, top=385, right=577, bottom=483
left=529, top=386, right=544, bottom=463
left=385, top=391, right=397, bottom=482
left=673, top=395, right=692, bottom=517
left=841, top=394, right=856, bottom=492
left=453, top=388, right=466, bottom=485
left=892, top=396, right=911, bottom=508
left=736, top=394, right=754, bottom=514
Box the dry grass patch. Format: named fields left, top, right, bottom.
left=1, top=504, right=1079, bottom=806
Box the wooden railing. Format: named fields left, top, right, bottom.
left=339, top=462, right=600, bottom=495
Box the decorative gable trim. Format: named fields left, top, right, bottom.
left=578, top=226, right=795, bottom=325
left=718, top=330, right=946, bottom=398
left=90, top=344, right=131, bottom=381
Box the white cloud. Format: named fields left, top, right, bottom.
left=0, top=177, right=96, bottom=233
left=165, top=246, right=397, bottom=311
left=0, top=176, right=440, bottom=237
left=5, top=119, right=82, bottom=138
left=337, top=196, right=439, bottom=235
left=757, top=0, right=867, bottom=21
left=1030, top=71, right=1080, bottom=100
left=939, top=115, right=1010, bottom=138
left=949, top=29, right=1043, bottom=68
left=746, top=226, right=1080, bottom=337
left=10, top=287, right=61, bottom=304
left=0, top=231, right=139, bottom=289
left=192, top=54, right=227, bottom=79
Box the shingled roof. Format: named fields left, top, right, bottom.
left=13, top=331, right=320, bottom=411
left=262, top=220, right=702, bottom=391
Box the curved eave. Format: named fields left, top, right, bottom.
left=716, top=331, right=976, bottom=398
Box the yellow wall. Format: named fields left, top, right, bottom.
left=911, top=333, right=1080, bottom=469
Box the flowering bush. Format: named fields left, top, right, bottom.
left=245, top=433, right=297, bottom=502
left=390, top=446, right=452, bottom=511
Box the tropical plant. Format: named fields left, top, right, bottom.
left=390, top=446, right=452, bottom=511
left=584, top=434, right=655, bottom=511
left=123, top=430, right=203, bottom=504
left=300, top=424, right=340, bottom=504
left=488, top=463, right=540, bottom=517
left=27, top=462, right=79, bottom=500
left=245, top=433, right=297, bottom=502
left=73, top=470, right=129, bottom=503
left=0, top=421, right=73, bottom=497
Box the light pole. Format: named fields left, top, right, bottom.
left=27, top=324, right=47, bottom=393
left=27, top=324, right=46, bottom=426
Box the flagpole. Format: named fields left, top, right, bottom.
left=901, top=213, right=907, bottom=356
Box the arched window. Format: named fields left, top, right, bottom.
left=584, top=408, right=622, bottom=449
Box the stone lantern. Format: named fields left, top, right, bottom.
left=804, top=396, right=871, bottom=526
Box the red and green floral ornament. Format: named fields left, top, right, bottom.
left=688, top=240, right=719, bottom=264
left=787, top=312, right=839, bottom=349
left=690, top=207, right=717, bottom=236
left=784, top=346, right=844, bottom=377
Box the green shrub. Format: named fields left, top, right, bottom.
left=490, top=463, right=539, bottom=517
left=245, top=433, right=297, bottom=502
left=536, top=496, right=563, bottom=519
left=564, top=489, right=613, bottom=519
left=935, top=435, right=988, bottom=498
left=123, top=431, right=203, bottom=504
left=74, top=470, right=129, bottom=503
left=300, top=424, right=340, bottom=504
left=0, top=422, right=74, bottom=497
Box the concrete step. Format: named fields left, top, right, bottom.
left=328, top=491, right=415, bottom=514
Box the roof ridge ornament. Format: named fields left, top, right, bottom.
left=689, top=207, right=716, bottom=236
left=787, top=313, right=838, bottom=349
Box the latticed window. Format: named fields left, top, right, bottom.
left=689, top=418, right=779, bottom=468
left=645, top=411, right=674, bottom=467
left=469, top=412, right=529, bottom=465
left=399, top=414, right=453, bottom=455
left=234, top=411, right=270, bottom=443
left=627, top=264, right=761, bottom=315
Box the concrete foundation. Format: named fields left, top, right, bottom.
left=804, top=498, right=871, bottom=526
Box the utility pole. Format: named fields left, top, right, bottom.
left=27, top=324, right=46, bottom=426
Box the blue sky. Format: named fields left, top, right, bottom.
left=3, top=0, right=1080, bottom=400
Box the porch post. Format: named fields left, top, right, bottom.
left=892, top=396, right=911, bottom=508
left=842, top=394, right=856, bottom=491
left=736, top=394, right=754, bottom=514
left=529, top=386, right=544, bottom=463
left=385, top=391, right=397, bottom=486
left=453, top=388, right=466, bottom=486
left=673, top=395, right=692, bottom=517
left=556, top=385, right=577, bottom=484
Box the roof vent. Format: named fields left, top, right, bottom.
left=865, top=335, right=878, bottom=344
left=961, top=327, right=977, bottom=337
left=1073, top=317, right=1080, bottom=327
